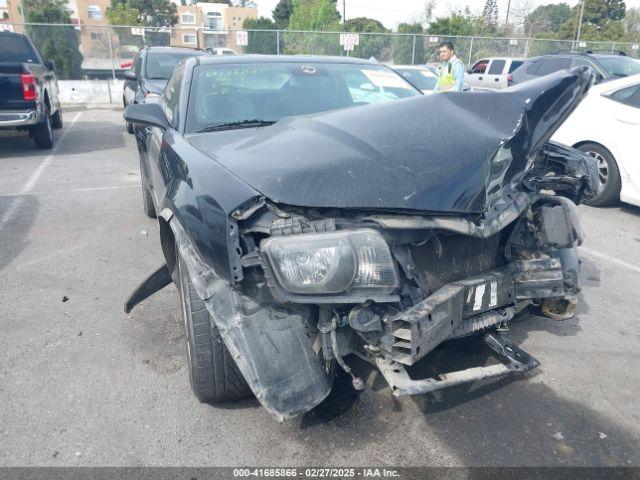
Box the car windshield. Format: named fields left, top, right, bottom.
left=395, top=68, right=437, bottom=90
left=598, top=57, right=640, bottom=78
left=145, top=52, right=202, bottom=80
left=186, top=62, right=421, bottom=133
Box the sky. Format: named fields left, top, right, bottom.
left=256, top=0, right=640, bottom=31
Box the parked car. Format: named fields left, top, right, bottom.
left=392, top=65, right=438, bottom=94
left=0, top=31, right=63, bottom=149
left=206, top=47, right=238, bottom=56
left=123, top=56, right=597, bottom=420
left=122, top=46, right=208, bottom=133
left=510, top=51, right=640, bottom=86
left=466, top=57, right=524, bottom=90
left=553, top=74, right=640, bottom=207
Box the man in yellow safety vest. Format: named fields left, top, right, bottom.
left=434, top=41, right=465, bottom=92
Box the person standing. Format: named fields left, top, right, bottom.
left=434, top=41, right=465, bottom=92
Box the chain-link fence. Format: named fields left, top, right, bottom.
left=2, top=22, right=639, bottom=80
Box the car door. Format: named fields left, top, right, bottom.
left=606, top=83, right=640, bottom=201
left=485, top=58, right=507, bottom=89
left=466, top=59, right=490, bottom=90
left=124, top=55, right=142, bottom=106
left=146, top=63, right=184, bottom=205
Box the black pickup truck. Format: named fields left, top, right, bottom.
left=0, top=31, right=63, bottom=149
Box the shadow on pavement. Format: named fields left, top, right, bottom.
left=298, top=316, right=640, bottom=466
left=0, top=120, right=126, bottom=158
left=0, top=195, right=38, bottom=272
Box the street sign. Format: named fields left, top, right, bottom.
left=343, top=44, right=355, bottom=51
left=429, top=36, right=439, bottom=43
left=236, top=30, right=248, bottom=47
left=633, top=44, right=639, bottom=50
left=578, top=41, right=587, bottom=47
left=510, top=39, right=518, bottom=45
left=340, top=33, right=359, bottom=46
left=131, top=27, right=145, bottom=36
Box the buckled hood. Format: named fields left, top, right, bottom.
left=188, top=67, right=592, bottom=215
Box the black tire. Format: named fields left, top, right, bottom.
left=51, top=105, right=63, bottom=129
left=126, top=121, right=134, bottom=134
left=177, top=254, right=252, bottom=403
left=577, top=143, right=621, bottom=207
left=139, top=156, right=156, bottom=219
left=31, top=107, right=54, bottom=149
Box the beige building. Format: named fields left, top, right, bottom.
left=171, top=2, right=256, bottom=51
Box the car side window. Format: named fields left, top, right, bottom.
left=488, top=59, right=506, bottom=75
left=536, top=57, right=572, bottom=75
left=163, top=63, right=185, bottom=128
left=572, top=58, right=604, bottom=81
left=508, top=60, right=523, bottom=73
left=471, top=59, right=489, bottom=74
left=609, top=85, right=640, bottom=109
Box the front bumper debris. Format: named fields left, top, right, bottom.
left=377, top=332, right=540, bottom=396
left=389, top=257, right=564, bottom=366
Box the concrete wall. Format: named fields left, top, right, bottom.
left=58, top=80, right=124, bottom=105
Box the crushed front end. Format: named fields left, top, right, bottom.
left=221, top=139, right=598, bottom=413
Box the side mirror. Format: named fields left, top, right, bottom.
left=44, top=59, right=55, bottom=71
left=124, top=103, right=169, bottom=130
left=123, top=70, right=137, bottom=81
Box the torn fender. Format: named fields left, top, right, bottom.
left=171, top=216, right=332, bottom=420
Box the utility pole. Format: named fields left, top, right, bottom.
left=576, top=0, right=586, bottom=43
left=504, top=0, right=511, bottom=25
left=343, top=0, right=346, bottom=23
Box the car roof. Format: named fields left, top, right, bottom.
left=530, top=52, right=628, bottom=60
left=391, top=65, right=438, bottom=76
left=196, top=54, right=378, bottom=66
left=142, top=46, right=207, bottom=54
left=591, top=72, right=640, bottom=94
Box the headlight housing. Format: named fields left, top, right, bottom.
left=144, top=92, right=160, bottom=103
left=261, top=229, right=399, bottom=303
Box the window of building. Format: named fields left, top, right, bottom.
left=90, top=32, right=104, bottom=41
left=181, top=12, right=195, bottom=24
left=182, top=34, right=197, bottom=45
left=87, top=5, right=102, bottom=19
left=205, top=11, right=223, bottom=30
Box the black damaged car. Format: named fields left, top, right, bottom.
left=123, top=55, right=599, bottom=420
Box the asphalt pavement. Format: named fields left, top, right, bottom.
left=1, top=108, right=639, bottom=467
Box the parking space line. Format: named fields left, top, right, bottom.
left=0, top=112, right=81, bottom=232
left=0, top=184, right=139, bottom=198
left=580, top=246, right=640, bottom=274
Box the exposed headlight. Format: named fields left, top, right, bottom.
left=261, top=229, right=398, bottom=300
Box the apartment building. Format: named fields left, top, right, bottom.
left=171, top=2, right=256, bottom=50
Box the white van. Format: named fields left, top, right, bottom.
left=466, top=57, right=524, bottom=90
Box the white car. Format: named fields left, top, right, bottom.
left=553, top=74, right=640, bottom=207
left=206, top=47, right=238, bottom=56
left=391, top=65, right=438, bottom=94
left=466, top=57, right=523, bottom=90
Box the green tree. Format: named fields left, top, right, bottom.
left=24, top=0, right=83, bottom=79
left=623, top=7, right=640, bottom=41
left=524, top=3, right=571, bottom=37
left=110, top=0, right=177, bottom=26
left=200, top=0, right=232, bottom=4
left=243, top=17, right=277, bottom=54
left=343, top=17, right=390, bottom=59
left=288, top=0, right=340, bottom=31
left=559, top=0, right=627, bottom=40
left=272, top=0, right=293, bottom=29
left=481, top=0, right=498, bottom=30
left=428, top=7, right=492, bottom=36
left=393, top=22, right=424, bottom=65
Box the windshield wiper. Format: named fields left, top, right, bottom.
left=196, top=119, right=276, bottom=133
